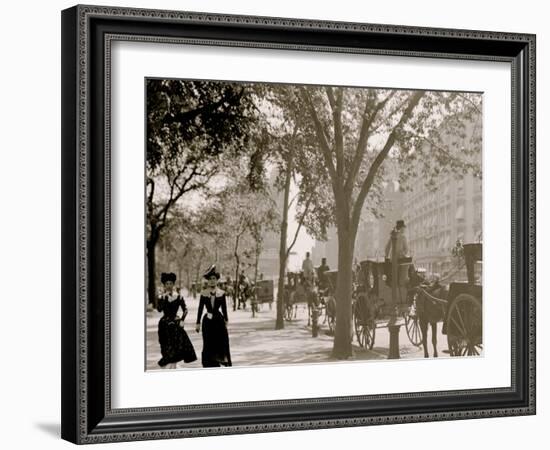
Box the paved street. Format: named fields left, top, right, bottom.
left=146, top=289, right=447, bottom=371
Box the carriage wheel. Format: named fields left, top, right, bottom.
left=353, top=303, right=363, bottom=346
left=353, top=300, right=375, bottom=349
left=327, top=313, right=336, bottom=334
left=284, top=303, right=293, bottom=321
left=358, top=322, right=375, bottom=350
left=404, top=298, right=422, bottom=347
left=446, top=294, right=482, bottom=356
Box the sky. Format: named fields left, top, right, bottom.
left=286, top=180, right=315, bottom=271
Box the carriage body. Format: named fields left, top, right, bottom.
left=356, top=260, right=410, bottom=314
left=324, top=270, right=338, bottom=294
left=253, top=279, right=274, bottom=306
left=352, top=260, right=388, bottom=349
left=353, top=259, right=428, bottom=349
left=442, top=243, right=483, bottom=356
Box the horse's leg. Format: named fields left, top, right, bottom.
left=307, top=303, right=311, bottom=326
left=420, top=319, right=429, bottom=358
left=431, top=322, right=438, bottom=357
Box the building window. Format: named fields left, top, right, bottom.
left=455, top=204, right=465, bottom=222
left=457, top=178, right=465, bottom=197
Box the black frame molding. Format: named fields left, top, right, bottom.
left=61, top=4, right=536, bottom=444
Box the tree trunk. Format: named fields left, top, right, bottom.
left=234, top=234, right=241, bottom=305
left=194, top=250, right=204, bottom=292
left=332, top=217, right=356, bottom=359
left=146, top=235, right=158, bottom=307
left=276, top=153, right=293, bottom=330
left=254, top=243, right=260, bottom=285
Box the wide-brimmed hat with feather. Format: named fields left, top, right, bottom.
left=160, top=272, right=177, bottom=284
left=203, top=264, right=221, bottom=280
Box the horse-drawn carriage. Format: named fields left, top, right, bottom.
left=352, top=259, right=420, bottom=350
left=283, top=271, right=318, bottom=324
left=440, top=243, right=482, bottom=356
left=353, top=242, right=482, bottom=358
left=404, top=243, right=483, bottom=357
left=250, top=279, right=274, bottom=316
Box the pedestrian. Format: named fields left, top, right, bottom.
left=238, top=270, right=250, bottom=310
left=195, top=265, right=232, bottom=368
left=157, top=272, right=197, bottom=369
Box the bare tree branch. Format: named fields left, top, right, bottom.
left=325, top=87, right=345, bottom=178
left=286, top=177, right=322, bottom=258
left=409, top=132, right=480, bottom=170
left=345, top=91, right=396, bottom=194
left=299, top=87, right=340, bottom=192
left=350, top=91, right=425, bottom=236
left=368, top=94, right=410, bottom=135
left=455, top=93, right=482, bottom=115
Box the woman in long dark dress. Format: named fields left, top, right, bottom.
left=195, top=265, right=232, bottom=367
left=157, top=272, right=197, bottom=368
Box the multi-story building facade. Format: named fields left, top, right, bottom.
left=311, top=227, right=338, bottom=269
left=402, top=114, right=482, bottom=277
left=403, top=171, right=482, bottom=276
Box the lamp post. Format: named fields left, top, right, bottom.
left=311, top=304, right=319, bottom=337
left=388, top=228, right=401, bottom=359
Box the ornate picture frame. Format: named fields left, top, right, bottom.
left=61, top=4, right=535, bottom=444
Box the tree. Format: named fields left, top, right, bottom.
left=295, top=86, right=482, bottom=358
left=257, top=85, right=323, bottom=329
left=217, top=183, right=279, bottom=303
left=146, top=79, right=255, bottom=305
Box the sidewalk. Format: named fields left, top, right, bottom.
left=146, top=291, right=445, bottom=371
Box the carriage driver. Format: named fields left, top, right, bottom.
left=317, top=258, right=330, bottom=292
left=385, top=219, right=411, bottom=287
left=302, top=252, right=315, bottom=287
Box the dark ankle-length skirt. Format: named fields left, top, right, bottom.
left=158, top=317, right=197, bottom=367
left=201, top=313, right=232, bottom=368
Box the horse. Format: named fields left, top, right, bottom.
left=319, top=287, right=336, bottom=333
left=407, top=266, right=447, bottom=358
left=287, top=277, right=318, bottom=326
left=237, top=281, right=254, bottom=310
left=413, top=282, right=447, bottom=358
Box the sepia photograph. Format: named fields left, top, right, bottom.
left=145, top=78, right=483, bottom=371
